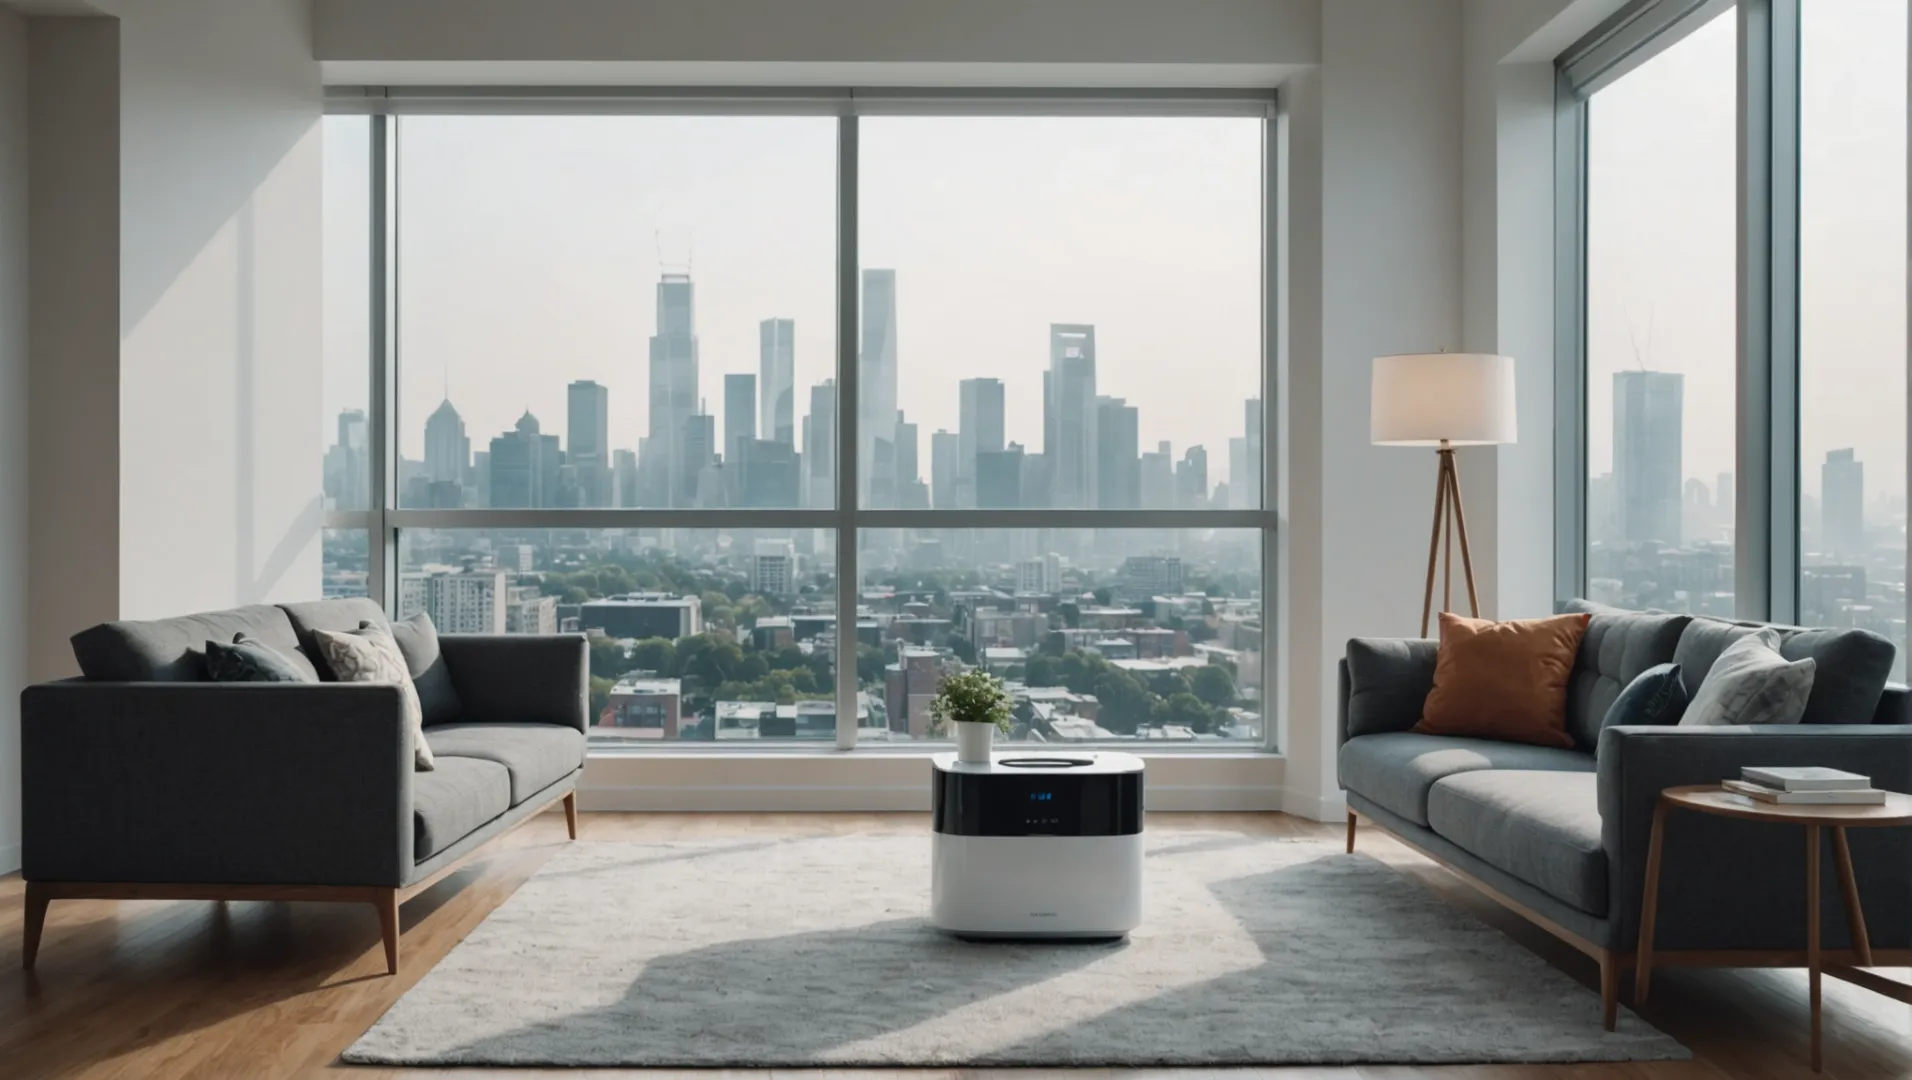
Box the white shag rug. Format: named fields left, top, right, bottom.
left=343, top=833, right=1688, bottom=1068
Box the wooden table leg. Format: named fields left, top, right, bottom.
left=1807, top=824, right=1822, bottom=1073
left=1831, top=826, right=1872, bottom=967
left=1634, top=798, right=1670, bottom=1003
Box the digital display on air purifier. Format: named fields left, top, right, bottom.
left=1029, top=792, right=1053, bottom=802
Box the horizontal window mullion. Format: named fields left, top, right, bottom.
left=323, top=509, right=380, bottom=530
left=386, top=508, right=841, bottom=530
left=851, top=509, right=1274, bottom=530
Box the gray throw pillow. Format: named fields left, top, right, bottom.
left=205, top=633, right=313, bottom=683
left=1680, top=629, right=1815, bottom=727
left=1599, top=662, right=1688, bottom=741
left=314, top=626, right=435, bottom=770
left=372, top=614, right=461, bottom=726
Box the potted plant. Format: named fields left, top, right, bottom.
left=930, top=669, right=1013, bottom=764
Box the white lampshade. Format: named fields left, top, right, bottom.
left=1370, top=352, right=1517, bottom=446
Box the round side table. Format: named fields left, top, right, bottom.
left=1634, top=784, right=1912, bottom=1073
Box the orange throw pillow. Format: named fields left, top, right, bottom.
left=1414, top=611, right=1591, bottom=749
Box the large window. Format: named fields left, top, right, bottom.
left=1564, top=1, right=1910, bottom=678
left=1799, top=0, right=1908, bottom=675
left=1584, top=9, right=1738, bottom=616
left=322, top=98, right=1273, bottom=750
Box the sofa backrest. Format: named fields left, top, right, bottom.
left=276, top=597, right=392, bottom=681
left=1672, top=615, right=1896, bottom=726
left=70, top=605, right=320, bottom=682
left=1559, top=599, right=1690, bottom=751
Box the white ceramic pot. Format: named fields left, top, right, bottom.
left=954, top=721, right=995, bottom=764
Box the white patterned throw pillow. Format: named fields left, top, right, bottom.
left=1679, top=628, right=1816, bottom=727
left=314, top=626, right=435, bottom=770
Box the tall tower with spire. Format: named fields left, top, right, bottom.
left=647, top=273, right=700, bottom=507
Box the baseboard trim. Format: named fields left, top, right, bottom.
left=579, top=783, right=1284, bottom=813
left=1280, top=789, right=1347, bottom=823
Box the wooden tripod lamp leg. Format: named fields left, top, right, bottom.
left=1420, top=450, right=1449, bottom=638
left=1447, top=448, right=1481, bottom=617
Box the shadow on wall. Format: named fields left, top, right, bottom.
left=113, top=0, right=323, bottom=613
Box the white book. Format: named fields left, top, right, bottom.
left=1740, top=766, right=1872, bottom=792
left=1722, top=779, right=1886, bottom=805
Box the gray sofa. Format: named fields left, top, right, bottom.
left=1339, top=599, right=1912, bottom=1029
left=19, top=597, right=588, bottom=975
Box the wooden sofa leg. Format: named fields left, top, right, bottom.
left=22, top=883, right=49, bottom=970
left=1345, top=810, right=1357, bottom=854
left=1599, top=949, right=1620, bottom=1031
left=563, top=791, right=579, bottom=840
left=375, top=889, right=400, bottom=976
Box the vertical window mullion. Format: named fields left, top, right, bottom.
left=370, top=110, right=399, bottom=614
left=834, top=113, right=860, bottom=751
left=1736, top=0, right=1802, bottom=622
left=1555, top=73, right=1591, bottom=607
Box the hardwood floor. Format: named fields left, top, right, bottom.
left=2, top=811, right=1907, bottom=1079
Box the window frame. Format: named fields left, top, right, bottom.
left=1554, top=0, right=1805, bottom=622
left=322, top=87, right=1283, bottom=754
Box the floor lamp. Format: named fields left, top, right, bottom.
left=1371, top=353, right=1517, bottom=637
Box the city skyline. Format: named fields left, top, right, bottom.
left=326, top=267, right=1265, bottom=513
left=322, top=114, right=1263, bottom=489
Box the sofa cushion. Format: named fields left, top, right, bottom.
left=1681, top=628, right=1815, bottom=727
left=413, top=756, right=511, bottom=860
left=278, top=598, right=393, bottom=681
left=205, top=634, right=315, bottom=683
left=1561, top=599, right=1690, bottom=751
left=386, top=612, right=462, bottom=725
left=71, top=605, right=319, bottom=683
left=1426, top=770, right=1608, bottom=916
left=424, top=722, right=585, bottom=804
left=1599, top=662, right=1688, bottom=741
left=1344, top=637, right=1440, bottom=739
left=1338, top=732, right=1595, bottom=827
left=1674, top=616, right=1891, bottom=726
left=1415, top=612, right=1590, bottom=749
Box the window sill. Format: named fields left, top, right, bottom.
left=579, top=747, right=1286, bottom=813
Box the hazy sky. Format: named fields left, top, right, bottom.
left=326, top=5, right=1904, bottom=508
left=1588, top=2, right=1907, bottom=504
left=323, top=114, right=1261, bottom=487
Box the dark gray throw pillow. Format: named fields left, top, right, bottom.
left=205, top=633, right=313, bottom=683
left=376, top=613, right=461, bottom=725
left=1598, top=662, right=1688, bottom=749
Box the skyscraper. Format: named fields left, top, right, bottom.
left=489, top=411, right=561, bottom=508
left=958, top=377, right=1005, bottom=504
left=752, top=538, right=799, bottom=596
left=1612, top=370, right=1683, bottom=545
left=805, top=379, right=836, bottom=509
left=566, top=379, right=610, bottom=507
left=930, top=429, right=960, bottom=510
left=724, top=373, right=757, bottom=463
left=1176, top=445, right=1208, bottom=509
left=859, top=269, right=899, bottom=507
left=1140, top=440, right=1175, bottom=509
left=647, top=273, right=700, bottom=507
left=1095, top=395, right=1139, bottom=510
left=1045, top=324, right=1098, bottom=508
left=422, top=398, right=469, bottom=492
left=1822, top=448, right=1865, bottom=555
left=1242, top=397, right=1263, bottom=508
left=977, top=444, right=1025, bottom=508
left=328, top=409, right=369, bottom=509
left=760, top=318, right=796, bottom=448
left=685, top=412, right=717, bottom=506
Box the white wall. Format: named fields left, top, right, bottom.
left=26, top=15, right=119, bottom=684
left=111, top=0, right=322, bottom=619
left=0, top=5, right=28, bottom=873
left=1281, top=0, right=1466, bottom=820
left=314, top=0, right=1320, bottom=67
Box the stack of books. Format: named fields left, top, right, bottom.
left=1722, top=766, right=1887, bottom=805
